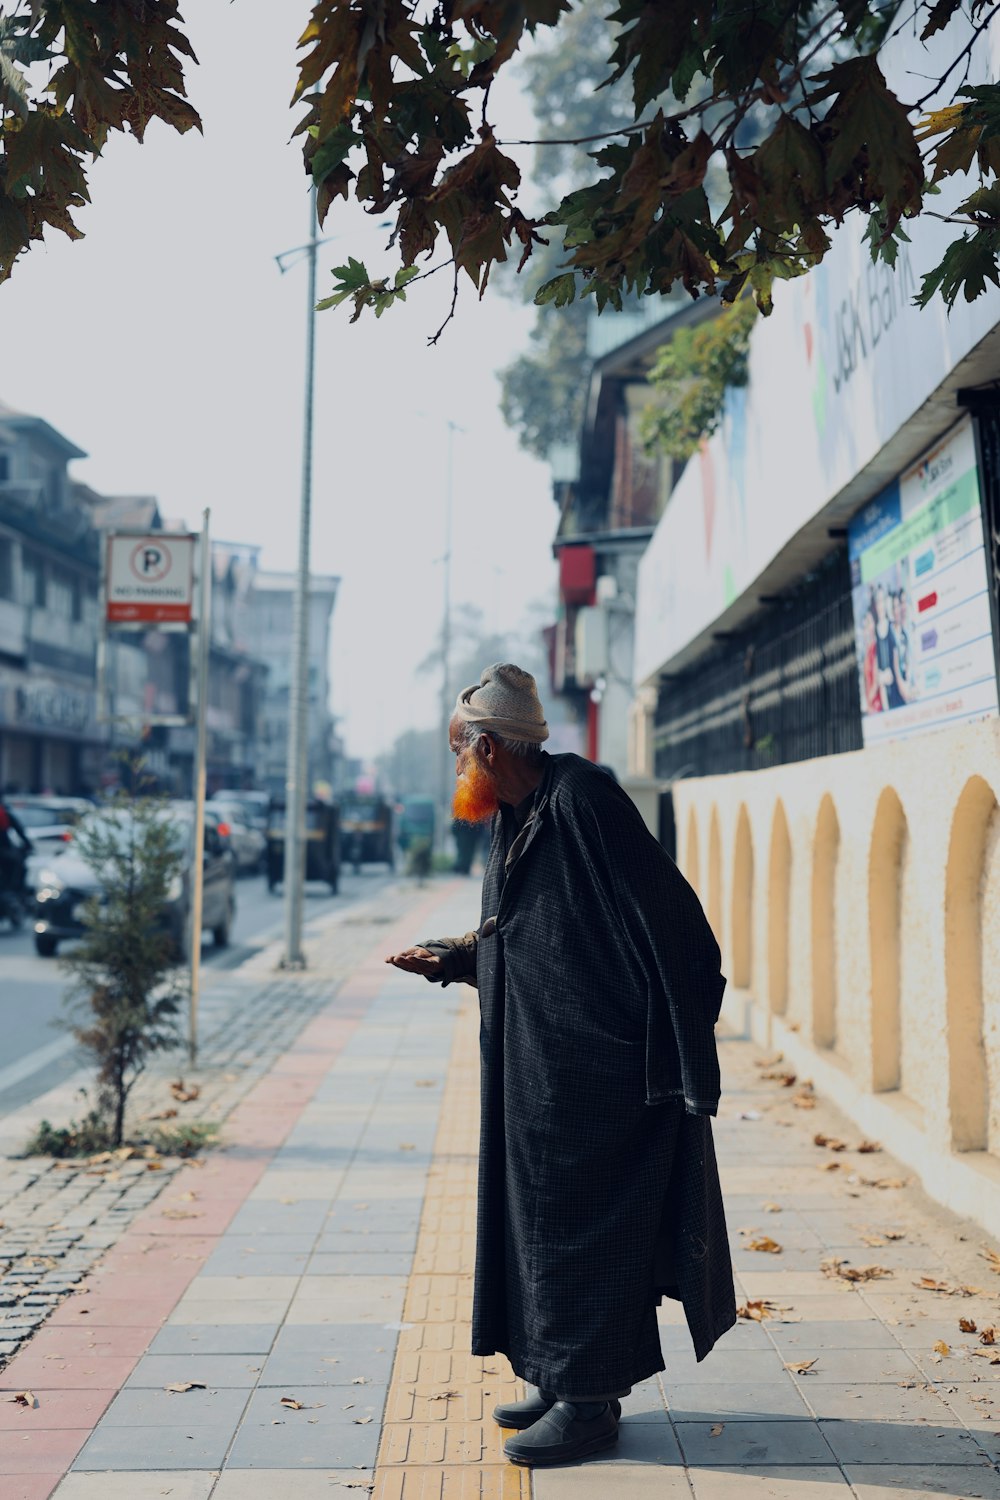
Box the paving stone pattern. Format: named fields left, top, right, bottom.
left=0, top=880, right=435, bottom=1374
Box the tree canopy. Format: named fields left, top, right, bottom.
left=5, top=2, right=1000, bottom=330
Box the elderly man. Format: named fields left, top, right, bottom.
left=387, top=664, right=734, bottom=1467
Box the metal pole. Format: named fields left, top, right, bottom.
left=282, top=185, right=318, bottom=969
left=437, top=422, right=455, bottom=849
left=188, top=509, right=212, bottom=1066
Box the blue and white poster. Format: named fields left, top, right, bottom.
left=849, top=417, right=999, bottom=747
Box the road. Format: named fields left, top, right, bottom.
left=0, top=868, right=391, bottom=1118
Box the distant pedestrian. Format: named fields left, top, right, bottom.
left=387, top=664, right=735, bottom=1467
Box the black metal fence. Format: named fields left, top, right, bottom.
left=653, top=548, right=863, bottom=778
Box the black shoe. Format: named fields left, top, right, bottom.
left=492, top=1389, right=622, bottom=1430
left=503, top=1400, right=620, bottom=1466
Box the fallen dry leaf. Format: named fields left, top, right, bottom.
left=161, top=1208, right=200, bottom=1220
left=709, top=1422, right=725, bottom=1436
left=933, top=1340, right=951, bottom=1357
left=970, top=1349, right=1000, bottom=1365
left=354, top=1416, right=373, bottom=1424
left=754, top=1054, right=783, bottom=1069
left=914, top=1277, right=982, bottom=1297
left=814, top=1133, right=848, bottom=1152
left=428, top=1389, right=460, bottom=1401
left=861, top=1176, right=908, bottom=1190
left=982, top=1328, right=998, bottom=1346
left=960, top=1318, right=978, bottom=1334
left=763, top=1202, right=782, bottom=1213
left=165, top=1382, right=206, bottom=1394
left=146, top=1161, right=164, bottom=1172
left=736, top=1299, right=787, bottom=1321
left=861, top=1235, right=887, bottom=1248
left=981, top=1248, right=1000, bottom=1275
left=351, top=1377, right=369, bottom=1385
left=784, top=1359, right=818, bottom=1375
left=170, top=1080, right=201, bottom=1103
left=747, top=1236, right=783, bottom=1254
left=822, top=1258, right=892, bottom=1284
left=761, top=1070, right=797, bottom=1086
left=819, top=1161, right=843, bottom=1172
left=855, top=1140, right=882, bottom=1153
left=8, top=1391, right=38, bottom=1408
left=280, top=1397, right=305, bottom=1410
left=884, top=1229, right=906, bottom=1241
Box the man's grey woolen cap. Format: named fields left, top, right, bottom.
left=454, top=663, right=549, bottom=744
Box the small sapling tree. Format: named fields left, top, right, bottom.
left=58, top=788, right=185, bottom=1148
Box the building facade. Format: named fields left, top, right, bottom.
left=631, top=19, right=1000, bottom=1233
left=244, top=570, right=339, bottom=797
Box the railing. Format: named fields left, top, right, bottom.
left=654, top=549, right=863, bottom=777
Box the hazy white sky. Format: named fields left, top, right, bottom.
left=0, top=0, right=559, bottom=760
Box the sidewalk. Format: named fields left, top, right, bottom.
left=4, top=876, right=1000, bottom=1499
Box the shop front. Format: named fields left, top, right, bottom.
left=0, top=672, right=102, bottom=794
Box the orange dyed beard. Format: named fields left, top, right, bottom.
left=453, top=757, right=500, bottom=824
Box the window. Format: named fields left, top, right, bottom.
left=49, top=567, right=74, bottom=620
left=20, top=551, right=45, bottom=608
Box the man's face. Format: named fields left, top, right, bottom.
left=449, top=719, right=500, bottom=824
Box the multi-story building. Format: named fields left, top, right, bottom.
left=0, top=401, right=105, bottom=792
left=630, top=20, right=1000, bottom=1236
left=244, top=570, right=339, bottom=796
left=0, top=400, right=271, bottom=796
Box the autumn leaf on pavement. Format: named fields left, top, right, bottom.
left=814, top=1133, right=847, bottom=1151
left=165, top=1382, right=206, bottom=1393
left=822, top=1258, right=892, bottom=1283
left=784, top=1359, right=818, bottom=1375
left=170, top=1080, right=200, bottom=1103
left=933, top=1340, right=951, bottom=1357
left=280, top=1397, right=305, bottom=1410
left=8, top=1391, right=38, bottom=1408
left=981, top=1248, right=1000, bottom=1274
left=709, top=1421, right=725, bottom=1435
left=747, top=1236, right=782, bottom=1254
left=855, top=1140, right=882, bottom=1153
left=959, top=1318, right=978, bottom=1333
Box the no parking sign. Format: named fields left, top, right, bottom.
left=105, top=532, right=196, bottom=624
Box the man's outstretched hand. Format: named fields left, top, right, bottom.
left=385, top=945, right=444, bottom=978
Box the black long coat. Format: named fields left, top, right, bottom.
left=428, top=753, right=735, bottom=1395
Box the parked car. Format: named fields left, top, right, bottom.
left=211, top=789, right=269, bottom=835
left=208, top=799, right=266, bottom=874
left=8, top=796, right=93, bottom=892
left=32, top=805, right=236, bottom=958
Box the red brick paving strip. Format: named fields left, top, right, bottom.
left=0, top=885, right=457, bottom=1500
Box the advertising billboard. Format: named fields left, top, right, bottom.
left=848, top=417, right=999, bottom=747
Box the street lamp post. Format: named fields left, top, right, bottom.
left=278, top=187, right=319, bottom=970
left=437, top=419, right=463, bottom=851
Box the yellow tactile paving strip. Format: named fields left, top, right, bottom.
left=373, top=999, right=531, bottom=1500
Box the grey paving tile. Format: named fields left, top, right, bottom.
left=125, top=1352, right=266, bottom=1388
left=820, top=1418, right=992, bottom=1465
left=306, top=1251, right=413, bottom=1276
left=314, top=1230, right=418, bottom=1254
left=689, top=1468, right=851, bottom=1498
left=228, top=1201, right=330, bottom=1236
left=226, top=1385, right=383, bottom=1468
left=148, top=1323, right=279, bottom=1355
left=845, top=1462, right=1000, bottom=1498
left=101, top=1385, right=249, bottom=1427
left=660, top=1319, right=772, bottom=1352
left=767, top=1319, right=900, bottom=1349
left=804, top=1381, right=960, bottom=1423
left=202, top=1248, right=311, bottom=1277
left=54, top=1475, right=217, bottom=1499
left=168, top=1298, right=292, bottom=1325
left=212, top=1475, right=375, bottom=1500
left=677, top=1418, right=835, bottom=1466
left=271, top=1322, right=396, bottom=1356
left=580, top=1420, right=682, bottom=1464
left=662, top=1347, right=789, bottom=1384
left=260, top=1347, right=393, bottom=1387
left=668, top=1380, right=814, bottom=1421
left=619, top=1377, right=669, bottom=1422
left=534, top=1464, right=691, bottom=1497
left=73, top=1424, right=233, bottom=1470
left=784, top=1348, right=922, bottom=1383
left=248, top=1170, right=347, bottom=1201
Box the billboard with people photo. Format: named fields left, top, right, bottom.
left=849, top=418, right=999, bottom=747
